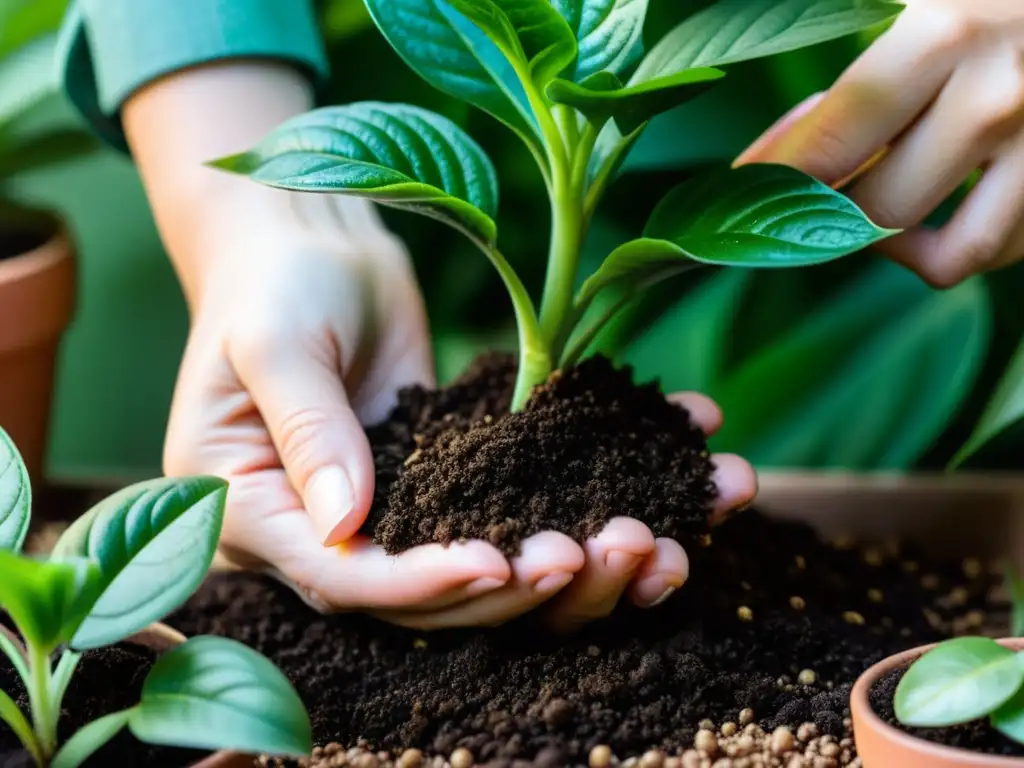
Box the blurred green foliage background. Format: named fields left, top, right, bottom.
left=3, top=0, right=1021, bottom=481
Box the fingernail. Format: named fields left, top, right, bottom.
left=535, top=572, right=574, bottom=593
left=305, top=465, right=354, bottom=546
left=466, top=577, right=507, bottom=597
left=605, top=551, right=644, bottom=573
left=648, top=587, right=677, bottom=607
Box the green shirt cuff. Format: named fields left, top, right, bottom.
left=56, top=0, right=329, bottom=153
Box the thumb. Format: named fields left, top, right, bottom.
left=231, top=334, right=375, bottom=546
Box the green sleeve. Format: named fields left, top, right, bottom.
left=56, top=0, right=330, bottom=153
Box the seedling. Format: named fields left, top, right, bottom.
left=211, top=0, right=902, bottom=409
left=893, top=564, right=1024, bottom=744
left=0, top=427, right=312, bottom=767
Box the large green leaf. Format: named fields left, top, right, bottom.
left=710, top=262, right=990, bottom=469
left=546, top=66, right=724, bottom=133
left=363, top=0, right=574, bottom=140
left=0, top=552, right=102, bottom=652
left=0, top=0, right=69, bottom=60
left=895, top=638, right=1024, bottom=727
left=0, top=426, right=29, bottom=552
left=631, top=0, right=902, bottom=84
left=579, top=163, right=894, bottom=302
left=551, top=0, right=651, bottom=81
left=129, top=636, right=312, bottom=757
left=52, top=476, right=227, bottom=650
left=210, top=102, right=500, bottom=246
left=950, top=336, right=1024, bottom=468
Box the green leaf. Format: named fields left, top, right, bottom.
left=0, top=552, right=102, bottom=652
left=551, top=0, right=651, bottom=81
left=631, top=0, right=902, bottom=84
left=129, top=636, right=312, bottom=757
left=210, top=102, right=500, bottom=246
left=52, top=476, right=228, bottom=650
left=0, top=625, right=27, bottom=681
left=0, top=687, right=40, bottom=763
left=471, top=0, right=577, bottom=85
left=711, top=262, right=990, bottom=469
left=0, top=426, right=30, bottom=552
left=51, top=710, right=131, bottom=768
left=0, top=129, right=96, bottom=178
left=950, top=336, right=1024, bottom=468
left=992, top=688, right=1024, bottom=746
left=546, top=66, right=725, bottom=133
left=895, top=637, right=1024, bottom=727
left=580, top=163, right=894, bottom=302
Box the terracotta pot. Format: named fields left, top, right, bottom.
left=0, top=622, right=249, bottom=768
left=849, top=637, right=1024, bottom=767
left=0, top=206, right=76, bottom=483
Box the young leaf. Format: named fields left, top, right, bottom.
left=0, top=552, right=102, bottom=652
left=128, top=636, right=312, bottom=757
left=631, top=0, right=902, bottom=84
left=0, top=426, right=30, bottom=553
left=579, top=163, right=895, bottom=302
left=546, top=66, right=725, bottom=133
left=551, top=0, right=651, bottom=81
left=210, top=102, right=501, bottom=246
left=50, top=710, right=132, bottom=768
left=52, top=476, right=228, bottom=650
left=468, top=0, right=577, bottom=85
left=949, top=335, right=1024, bottom=468
left=992, top=688, right=1024, bottom=746
left=894, top=637, right=1024, bottom=727
left=0, top=688, right=41, bottom=764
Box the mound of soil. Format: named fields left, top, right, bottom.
left=0, top=643, right=207, bottom=767
left=870, top=667, right=1024, bottom=759
left=361, top=355, right=717, bottom=556
left=170, top=510, right=1000, bottom=766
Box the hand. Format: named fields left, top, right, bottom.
left=735, top=0, right=1024, bottom=288
left=163, top=191, right=756, bottom=630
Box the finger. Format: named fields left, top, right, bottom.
left=370, top=532, right=585, bottom=630
left=666, top=391, right=723, bottom=436
left=545, top=517, right=655, bottom=632
left=221, top=470, right=512, bottom=610
left=627, top=538, right=689, bottom=608
left=710, top=453, right=757, bottom=525
left=877, top=129, right=1024, bottom=288
left=733, top=91, right=825, bottom=166
left=735, top=5, right=966, bottom=183
left=848, top=48, right=1024, bottom=230
left=230, top=330, right=375, bottom=546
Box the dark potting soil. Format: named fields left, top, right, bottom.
left=169, top=509, right=1001, bottom=765
left=0, top=643, right=207, bottom=767
left=360, top=354, right=718, bottom=556
left=0, top=230, right=46, bottom=261
left=870, top=666, right=1024, bottom=759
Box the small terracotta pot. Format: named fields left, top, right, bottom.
left=851, top=637, right=1024, bottom=767
left=0, top=622, right=249, bottom=768
left=0, top=206, right=76, bottom=483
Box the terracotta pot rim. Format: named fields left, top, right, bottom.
left=851, top=637, right=1024, bottom=766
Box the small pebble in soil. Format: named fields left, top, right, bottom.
left=589, top=744, right=613, bottom=767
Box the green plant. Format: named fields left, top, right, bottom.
left=893, top=565, right=1024, bottom=744
left=0, top=427, right=312, bottom=767
left=0, top=0, right=96, bottom=212
left=211, top=0, right=902, bottom=409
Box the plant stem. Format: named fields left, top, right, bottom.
left=560, top=290, right=635, bottom=370
left=538, top=168, right=583, bottom=356
left=27, top=646, right=57, bottom=758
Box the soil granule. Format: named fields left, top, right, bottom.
left=360, top=355, right=717, bottom=556
left=170, top=510, right=1001, bottom=766
left=870, top=666, right=1024, bottom=759
left=0, top=643, right=207, bottom=767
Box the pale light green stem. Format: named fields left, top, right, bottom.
left=560, top=291, right=635, bottom=369
left=27, top=646, right=57, bottom=758
left=538, top=170, right=584, bottom=354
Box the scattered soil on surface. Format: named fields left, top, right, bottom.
left=360, top=354, right=717, bottom=556
left=870, top=666, right=1024, bottom=759
left=0, top=643, right=207, bottom=767
left=171, top=510, right=1002, bottom=767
